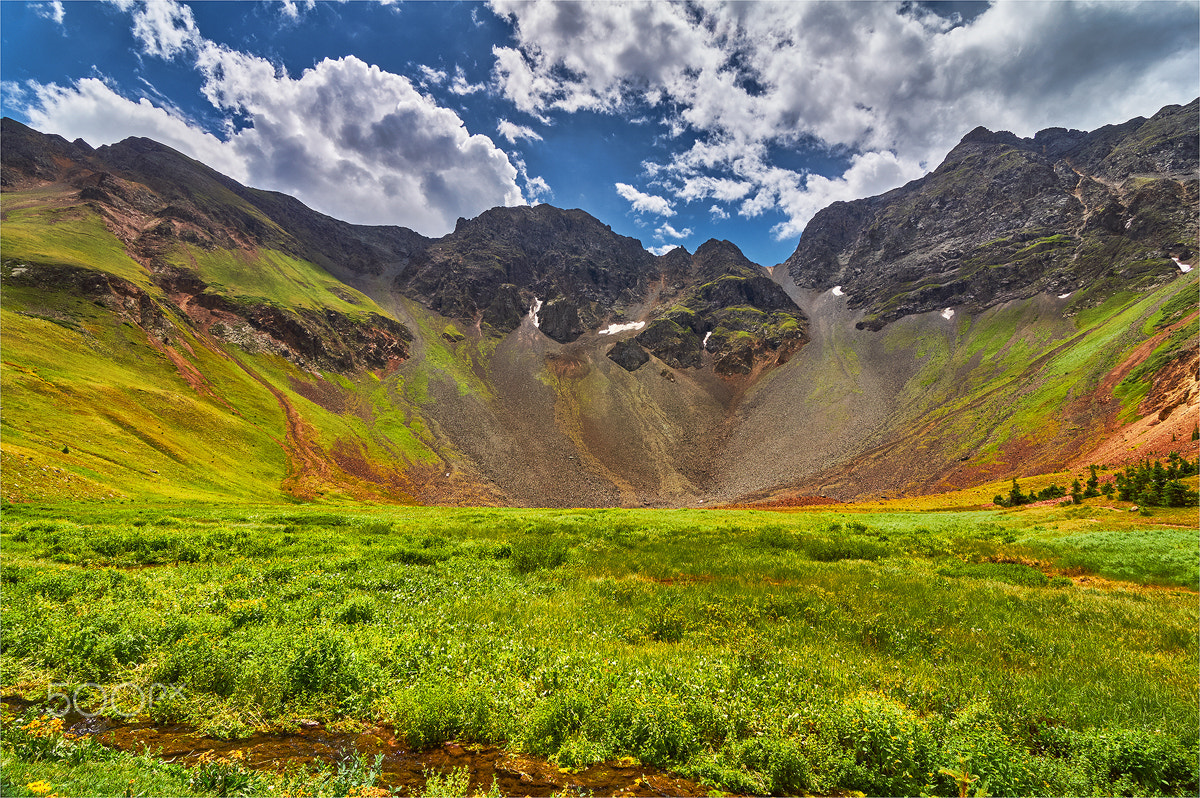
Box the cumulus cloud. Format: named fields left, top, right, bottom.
left=512, top=156, right=552, bottom=203
left=647, top=244, right=680, bottom=256
left=497, top=119, right=543, bottom=144
left=23, top=0, right=529, bottom=236
left=201, top=53, right=525, bottom=232
left=615, top=182, right=674, bottom=217
left=489, top=0, right=1199, bottom=238
left=24, top=77, right=244, bottom=180
left=709, top=204, right=729, bottom=221
left=736, top=150, right=927, bottom=240
left=655, top=222, right=692, bottom=240
left=678, top=175, right=753, bottom=203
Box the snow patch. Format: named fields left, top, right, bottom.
left=598, top=321, right=646, bottom=335
left=703, top=331, right=712, bottom=349
left=830, top=285, right=844, bottom=296
left=1058, top=292, right=1073, bottom=299
left=940, top=307, right=955, bottom=320
left=528, top=298, right=543, bottom=328
left=1173, top=258, right=1193, bottom=273
left=10, top=265, right=28, bottom=277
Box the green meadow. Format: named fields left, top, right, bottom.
left=2, top=500, right=1196, bottom=797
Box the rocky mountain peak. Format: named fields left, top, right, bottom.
left=783, top=99, right=1198, bottom=329
left=692, top=238, right=762, bottom=276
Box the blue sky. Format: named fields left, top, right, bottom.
left=3, top=1, right=1197, bottom=268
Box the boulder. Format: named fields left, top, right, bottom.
left=607, top=339, right=650, bottom=372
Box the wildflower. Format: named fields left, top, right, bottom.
left=26, top=781, right=54, bottom=796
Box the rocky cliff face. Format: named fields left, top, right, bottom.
left=384, top=195, right=808, bottom=376
left=632, top=240, right=807, bottom=374
left=783, top=100, right=1198, bottom=329
left=394, top=205, right=673, bottom=341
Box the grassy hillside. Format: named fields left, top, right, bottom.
left=738, top=270, right=1199, bottom=501
left=0, top=190, right=444, bottom=505
left=1, top=500, right=1195, bottom=796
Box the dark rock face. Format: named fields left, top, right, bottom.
left=482, top=284, right=526, bottom=331
left=537, top=298, right=585, bottom=344
left=395, top=204, right=673, bottom=340
left=783, top=99, right=1199, bottom=328
left=637, top=318, right=704, bottom=369
left=606, top=339, right=650, bottom=372
left=635, top=240, right=808, bottom=373
left=238, top=304, right=411, bottom=372
left=0, top=119, right=94, bottom=187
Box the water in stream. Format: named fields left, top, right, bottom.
left=5, top=697, right=711, bottom=796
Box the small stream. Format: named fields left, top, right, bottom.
left=4, top=697, right=709, bottom=796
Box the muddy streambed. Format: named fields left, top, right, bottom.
left=3, top=697, right=710, bottom=796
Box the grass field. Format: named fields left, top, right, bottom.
left=2, top=499, right=1196, bottom=797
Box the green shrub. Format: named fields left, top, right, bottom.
left=522, top=691, right=592, bottom=756
left=510, top=537, right=570, bottom=574
left=755, top=525, right=800, bottom=550
left=155, top=633, right=239, bottom=697
left=602, top=687, right=699, bottom=767
left=938, top=561, right=1049, bottom=587
left=332, top=596, right=375, bottom=625
left=934, top=701, right=1041, bottom=796
left=394, top=682, right=464, bottom=749
left=1038, top=725, right=1198, bottom=795
left=805, top=537, right=891, bottom=561
left=816, top=693, right=939, bottom=797
left=733, top=734, right=813, bottom=795
left=284, top=627, right=360, bottom=697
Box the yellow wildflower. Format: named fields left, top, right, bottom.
left=26, top=781, right=54, bottom=796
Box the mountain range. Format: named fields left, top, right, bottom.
left=1, top=99, right=1196, bottom=507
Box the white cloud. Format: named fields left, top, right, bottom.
left=655, top=222, right=692, bottom=241
left=448, top=66, right=486, bottom=96
left=497, top=119, right=543, bottom=144
left=24, top=77, right=245, bottom=181
left=767, top=151, right=927, bottom=240
left=280, top=0, right=316, bottom=20
left=647, top=244, right=680, bottom=256
left=417, top=64, right=447, bottom=86
left=489, top=0, right=1200, bottom=239
left=24, top=1, right=533, bottom=237
left=35, top=1, right=65, bottom=25
left=524, top=174, right=552, bottom=204
left=513, top=156, right=552, bottom=203
left=125, top=0, right=201, bottom=58
left=491, top=46, right=555, bottom=122
left=678, top=175, right=753, bottom=203
left=615, top=182, right=674, bottom=217
left=195, top=51, right=526, bottom=232
left=709, top=204, right=729, bottom=221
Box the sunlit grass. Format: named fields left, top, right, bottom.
left=2, top=503, right=1195, bottom=796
